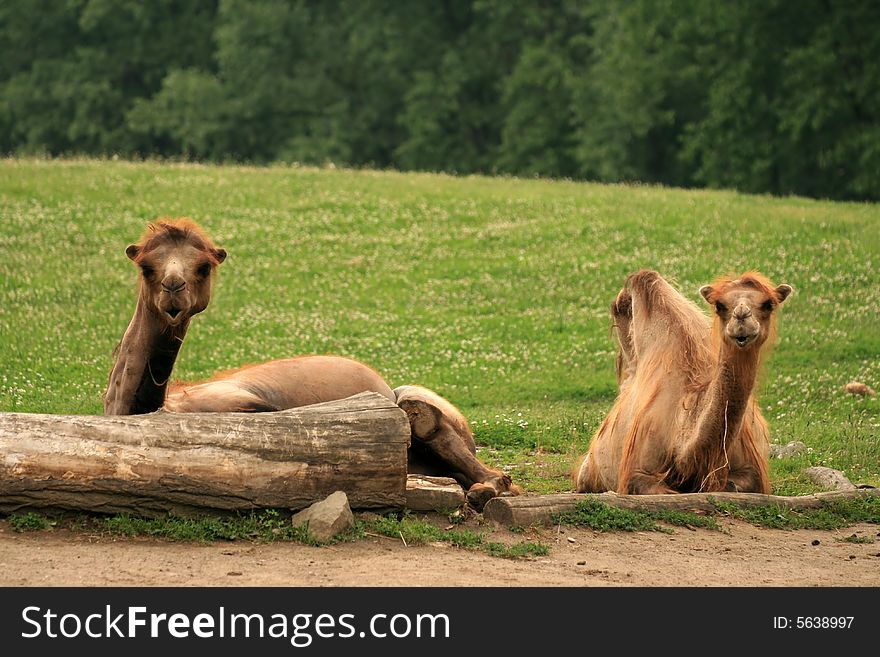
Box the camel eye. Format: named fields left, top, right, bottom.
left=196, top=262, right=212, bottom=278
left=715, top=302, right=727, bottom=314
left=761, top=299, right=774, bottom=312
left=140, top=265, right=155, bottom=279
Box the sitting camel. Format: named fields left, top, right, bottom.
left=574, top=269, right=791, bottom=494
left=104, top=219, right=518, bottom=509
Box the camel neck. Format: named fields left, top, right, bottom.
left=674, top=342, right=762, bottom=489
left=696, top=344, right=761, bottom=452
left=104, top=301, right=188, bottom=415
left=714, top=344, right=760, bottom=413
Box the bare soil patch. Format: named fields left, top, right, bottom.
left=1, top=516, right=877, bottom=587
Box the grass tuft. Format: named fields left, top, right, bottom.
left=103, top=509, right=322, bottom=544
left=9, top=512, right=52, bottom=532
left=363, top=512, right=549, bottom=559
left=553, top=500, right=669, bottom=532
left=713, top=495, right=880, bottom=530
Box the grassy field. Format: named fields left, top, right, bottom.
left=1, top=158, right=878, bottom=495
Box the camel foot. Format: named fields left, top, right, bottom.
left=466, top=483, right=497, bottom=511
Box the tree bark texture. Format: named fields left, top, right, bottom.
left=0, top=392, right=409, bottom=516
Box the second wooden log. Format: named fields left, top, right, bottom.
left=482, top=489, right=879, bottom=527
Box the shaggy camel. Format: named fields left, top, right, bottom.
left=104, top=219, right=517, bottom=509
left=575, top=269, right=792, bottom=495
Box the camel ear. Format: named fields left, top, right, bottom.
left=774, top=284, right=792, bottom=304
left=125, top=244, right=140, bottom=261
left=213, top=248, right=227, bottom=264
left=698, top=285, right=714, bottom=303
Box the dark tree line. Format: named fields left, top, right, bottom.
left=2, top=0, right=878, bottom=201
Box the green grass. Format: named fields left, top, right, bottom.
left=8, top=512, right=53, bottom=532
left=102, top=509, right=322, bottom=544
left=364, top=512, right=549, bottom=559
left=842, top=534, right=875, bottom=544
left=3, top=509, right=548, bottom=558
left=713, top=495, right=880, bottom=530
left=1, top=158, right=878, bottom=495
left=556, top=497, right=879, bottom=532
left=553, top=499, right=720, bottom=532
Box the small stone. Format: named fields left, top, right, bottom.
left=291, top=491, right=355, bottom=542
left=848, top=555, right=857, bottom=560
left=567, top=536, right=577, bottom=544
left=804, top=466, right=857, bottom=492
left=811, top=539, right=820, bottom=546
left=769, top=441, right=807, bottom=459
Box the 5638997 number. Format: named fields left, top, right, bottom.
left=797, top=617, right=853, bottom=629
left=774, top=616, right=854, bottom=629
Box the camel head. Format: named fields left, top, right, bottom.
left=125, top=219, right=226, bottom=328
left=699, top=272, right=792, bottom=351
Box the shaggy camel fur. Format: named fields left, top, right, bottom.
left=575, top=269, right=791, bottom=495
left=105, top=219, right=518, bottom=509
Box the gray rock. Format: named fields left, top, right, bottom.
left=291, top=491, right=355, bottom=541
left=804, top=466, right=857, bottom=492
left=769, top=441, right=807, bottom=459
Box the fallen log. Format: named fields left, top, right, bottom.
left=0, top=392, right=409, bottom=516
left=482, top=489, right=880, bottom=527
left=405, top=475, right=465, bottom=511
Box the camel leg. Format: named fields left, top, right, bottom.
left=574, top=452, right=609, bottom=493
left=396, top=395, right=518, bottom=510
left=611, top=288, right=635, bottom=386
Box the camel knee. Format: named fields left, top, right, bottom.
left=574, top=452, right=609, bottom=493
left=625, top=269, right=662, bottom=293
left=397, top=398, right=442, bottom=441
left=611, top=288, right=632, bottom=321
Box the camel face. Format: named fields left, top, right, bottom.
left=700, top=276, right=792, bottom=350
left=125, top=220, right=227, bottom=328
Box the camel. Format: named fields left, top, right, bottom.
left=574, top=269, right=792, bottom=495
left=103, top=219, right=227, bottom=415
left=104, top=219, right=518, bottom=509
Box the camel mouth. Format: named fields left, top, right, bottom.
left=165, top=307, right=183, bottom=322
left=733, top=335, right=753, bottom=348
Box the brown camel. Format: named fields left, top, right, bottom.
left=105, top=219, right=518, bottom=509
left=103, top=219, right=227, bottom=415
left=575, top=269, right=792, bottom=495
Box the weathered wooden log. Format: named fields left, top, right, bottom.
left=0, top=392, right=409, bottom=516
left=483, top=489, right=880, bottom=527
left=405, top=475, right=466, bottom=511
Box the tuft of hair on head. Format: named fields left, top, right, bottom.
left=699, top=271, right=792, bottom=307
left=125, top=217, right=227, bottom=265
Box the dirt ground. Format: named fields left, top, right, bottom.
left=1, top=516, right=878, bottom=587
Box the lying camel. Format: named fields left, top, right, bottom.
left=575, top=269, right=791, bottom=494
left=104, top=219, right=518, bottom=509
